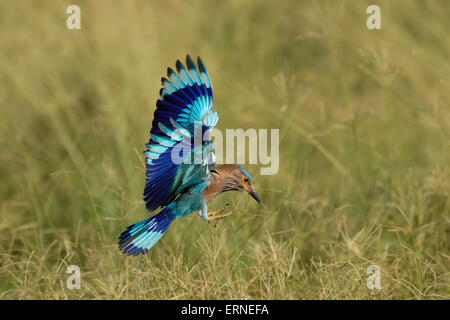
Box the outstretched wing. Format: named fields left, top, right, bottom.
left=143, top=55, right=219, bottom=212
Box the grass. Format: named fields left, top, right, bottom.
left=0, top=0, right=449, bottom=299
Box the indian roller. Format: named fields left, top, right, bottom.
left=118, top=55, right=261, bottom=256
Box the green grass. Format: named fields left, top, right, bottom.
left=0, top=0, right=449, bottom=299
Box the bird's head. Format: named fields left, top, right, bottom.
left=209, top=164, right=261, bottom=203
left=235, top=165, right=261, bottom=203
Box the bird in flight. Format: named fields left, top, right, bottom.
left=118, top=55, right=260, bottom=256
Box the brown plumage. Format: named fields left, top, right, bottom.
left=203, top=164, right=260, bottom=203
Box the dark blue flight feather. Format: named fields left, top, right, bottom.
left=143, top=56, right=218, bottom=212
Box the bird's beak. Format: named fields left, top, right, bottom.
left=249, top=189, right=261, bottom=203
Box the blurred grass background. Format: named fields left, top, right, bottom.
left=0, top=0, right=449, bottom=299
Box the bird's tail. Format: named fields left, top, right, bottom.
left=118, top=207, right=174, bottom=256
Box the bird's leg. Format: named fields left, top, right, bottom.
left=207, top=204, right=230, bottom=217
left=207, top=204, right=235, bottom=227
left=208, top=210, right=235, bottom=221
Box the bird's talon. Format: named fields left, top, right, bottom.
left=207, top=210, right=234, bottom=222
left=207, top=204, right=231, bottom=217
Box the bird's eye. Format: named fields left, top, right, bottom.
left=244, top=177, right=249, bottom=183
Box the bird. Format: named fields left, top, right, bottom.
left=118, top=55, right=261, bottom=256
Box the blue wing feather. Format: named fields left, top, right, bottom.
left=143, top=55, right=218, bottom=212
